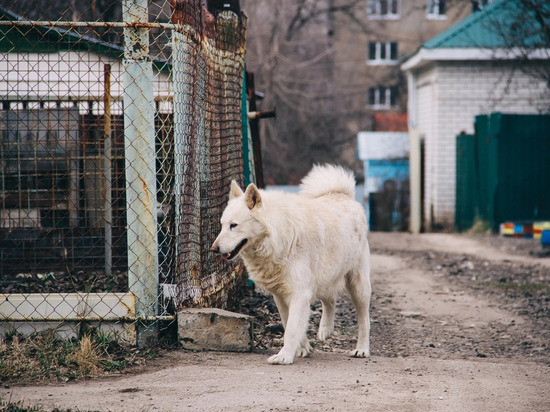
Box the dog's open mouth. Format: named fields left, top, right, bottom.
left=222, top=239, right=248, bottom=261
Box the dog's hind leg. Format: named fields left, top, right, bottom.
left=345, top=263, right=371, bottom=358
left=317, top=296, right=335, bottom=341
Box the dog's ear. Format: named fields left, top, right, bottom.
left=244, top=184, right=262, bottom=210
left=230, top=180, right=244, bottom=199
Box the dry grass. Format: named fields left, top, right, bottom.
left=0, top=396, right=44, bottom=411
left=67, top=335, right=101, bottom=377
left=0, top=328, right=159, bottom=385
left=0, top=328, right=168, bottom=411
left=467, top=218, right=491, bottom=234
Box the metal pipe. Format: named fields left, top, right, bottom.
left=247, top=108, right=276, bottom=120
left=3, top=315, right=176, bottom=322
left=0, top=96, right=173, bottom=102
left=0, top=20, right=181, bottom=30
left=103, top=64, right=113, bottom=277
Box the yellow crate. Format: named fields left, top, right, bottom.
left=500, top=222, right=515, bottom=236
left=534, top=222, right=550, bottom=239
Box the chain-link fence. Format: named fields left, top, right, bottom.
left=0, top=0, right=249, bottom=346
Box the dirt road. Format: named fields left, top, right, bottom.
left=3, top=233, right=550, bottom=411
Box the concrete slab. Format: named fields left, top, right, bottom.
left=178, top=308, right=253, bottom=352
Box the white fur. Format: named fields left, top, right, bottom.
left=211, top=164, right=371, bottom=365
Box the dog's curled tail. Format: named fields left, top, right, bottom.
left=299, top=164, right=356, bottom=199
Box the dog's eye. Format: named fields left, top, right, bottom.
left=229, top=223, right=238, bottom=230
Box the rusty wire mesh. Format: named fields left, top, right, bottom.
left=170, top=0, right=247, bottom=309
left=0, top=0, right=248, bottom=343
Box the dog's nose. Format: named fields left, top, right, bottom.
left=211, top=244, right=220, bottom=253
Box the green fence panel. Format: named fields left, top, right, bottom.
left=455, top=133, right=477, bottom=232
left=474, top=114, right=499, bottom=227
left=463, top=113, right=550, bottom=232
left=492, top=113, right=550, bottom=230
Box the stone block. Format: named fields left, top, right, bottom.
left=178, top=308, right=253, bottom=352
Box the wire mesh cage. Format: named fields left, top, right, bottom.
left=0, top=0, right=248, bottom=344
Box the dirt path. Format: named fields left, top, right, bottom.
left=2, top=233, right=550, bottom=411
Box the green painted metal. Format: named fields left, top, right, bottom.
left=455, top=133, right=477, bottom=232
left=473, top=114, right=498, bottom=227
left=241, top=69, right=250, bottom=187
left=424, top=0, right=549, bottom=49
left=455, top=113, right=550, bottom=232
left=491, top=113, right=550, bottom=229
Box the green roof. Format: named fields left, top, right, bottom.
left=0, top=7, right=124, bottom=57
left=423, top=0, right=549, bottom=49
left=0, top=7, right=171, bottom=72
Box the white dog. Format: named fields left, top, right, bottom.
left=211, top=164, right=371, bottom=365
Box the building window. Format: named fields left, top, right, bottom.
left=368, top=0, right=400, bottom=19
left=367, top=42, right=398, bottom=64
left=368, top=86, right=397, bottom=109
left=427, top=0, right=446, bottom=19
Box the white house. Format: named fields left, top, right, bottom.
left=401, top=0, right=550, bottom=232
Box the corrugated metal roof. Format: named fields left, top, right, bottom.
left=423, top=0, right=548, bottom=49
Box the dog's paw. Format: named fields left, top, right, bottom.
left=349, top=348, right=370, bottom=358
left=267, top=353, right=295, bottom=365
left=296, top=341, right=312, bottom=358
left=317, top=326, right=334, bottom=341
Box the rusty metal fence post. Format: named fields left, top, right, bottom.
left=122, top=0, right=160, bottom=346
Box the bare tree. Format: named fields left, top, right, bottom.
left=242, top=0, right=472, bottom=184
left=243, top=0, right=380, bottom=184
left=484, top=0, right=550, bottom=111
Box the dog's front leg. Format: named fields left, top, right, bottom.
left=272, top=294, right=289, bottom=329
left=267, top=295, right=311, bottom=365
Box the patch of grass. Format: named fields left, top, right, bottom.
left=0, top=396, right=44, bottom=411
left=0, top=328, right=148, bottom=385
left=467, top=218, right=491, bottom=235
left=100, top=358, right=128, bottom=372
left=1, top=396, right=102, bottom=411
left=68, top=335, right=101, bottom=377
